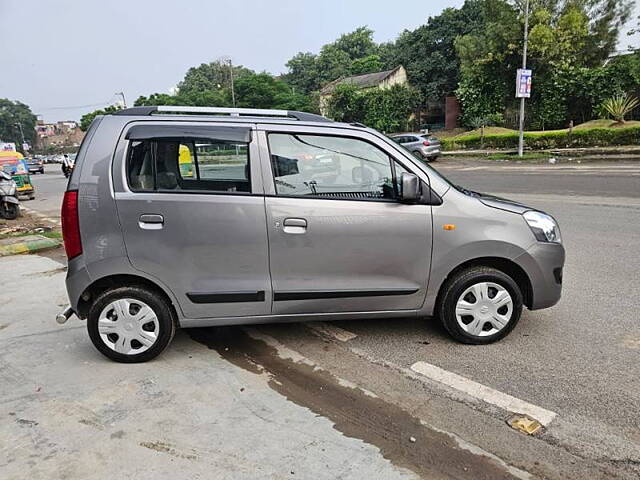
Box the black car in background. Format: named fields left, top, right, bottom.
left=26, top=158, right=45, bottom=174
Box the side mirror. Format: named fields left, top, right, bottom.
left=400, top=172, right=420, bottom=202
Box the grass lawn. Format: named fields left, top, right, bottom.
left=444, top=119, right=640, bottom=140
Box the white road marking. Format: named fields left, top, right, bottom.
left=410, top=361, right=557, bottom=426
left=307, top=322, right=358, bottom=342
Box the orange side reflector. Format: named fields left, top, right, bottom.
left=443, top=224, right=456, bottom=231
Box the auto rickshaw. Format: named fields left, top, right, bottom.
left=0, top=151, right=35, bottom=200
left=179, top=144, right=194, bottom=178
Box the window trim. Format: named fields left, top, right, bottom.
left=266, top=131, right=411, bottom=204
left=125, top=136, right=252, bottom=196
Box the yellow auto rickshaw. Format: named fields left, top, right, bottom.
left=0, top=151, right=35, bottom=199
left=179, top=144, right=195, bottom=178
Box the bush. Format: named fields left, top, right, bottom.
left=441, top=125, right=640, bottom=151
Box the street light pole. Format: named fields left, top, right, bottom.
left=518, top=0, right=530, bottom=157
left=116, top=91, right=127, bottom=108
left=228, top=58, right=236, bottom=108
left=15, top=123, right=26, bottom=145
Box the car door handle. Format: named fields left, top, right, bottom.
left=139, top=214, right=164, bottom=230
left=283, top=217, right=307, bottom=234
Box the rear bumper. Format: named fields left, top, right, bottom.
left=515, top=243, right=566, bottom=310
left=419, top=146, right=441, bottom=157
left=65, top=255, right=91, bottom=317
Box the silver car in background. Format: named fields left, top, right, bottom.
left=390, top=133, right=441, bottom=161
left=57, top=106, right=564, bottom=363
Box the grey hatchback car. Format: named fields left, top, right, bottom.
left=57, top=106, right=565, bottom=363
left=390, top=133, right=441, bottom=161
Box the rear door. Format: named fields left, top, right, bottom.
left=257, top=125, right=433, bottom=315
left=115, top=122, right=271, bottom=319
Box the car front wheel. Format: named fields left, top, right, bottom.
left=438, top=267, right=523, bottom=344
left=87, top=286, right=176, bottom=363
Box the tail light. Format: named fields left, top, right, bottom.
left=61, top=190, right=82, bottom=259
left=423, top=140, right=431, bottom=146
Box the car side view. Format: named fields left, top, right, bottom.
left=389, top=133, right=441, bottom=161
left=57, top=106, right=565, bottom=363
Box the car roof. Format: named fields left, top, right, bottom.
left=103, top=106, right=371, bottom=133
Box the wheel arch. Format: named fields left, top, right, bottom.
left=76, top=273, right=181, bottom=325
left=435, top=257, right=533, bottom=310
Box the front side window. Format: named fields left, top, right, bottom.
left=127, top=138, right=250, bottom=193
left=268, top=133, right=402, bottom=200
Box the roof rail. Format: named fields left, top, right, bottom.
left=112, top=106, right=332, bottom=123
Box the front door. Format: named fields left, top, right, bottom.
left=259, top=128, right=433, bottom=315
left=115, top=122, right=271, bottom=319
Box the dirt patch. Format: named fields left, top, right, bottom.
left=188, top=327, right=522, bottom=480
left=139, top=441, right=198, bottom=460
left=0, top=210, right=58, bottom=237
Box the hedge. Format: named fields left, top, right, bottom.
left=441, top=125, right=640, bottom=151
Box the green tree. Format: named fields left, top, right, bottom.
left=0, top=99, right=37, bottom=152
left=350, top=54, right=384, bottom=75
left=331, top=26, right=378, bottom=60
left=455, top=0, right=636, bottom=129
left=326, top=83, right=365, bottom=123
left=178, top=60, right=252, bottom=96
left=284, top=52, right=320, bottom=93
left=383, top=1, right=487, bottom=101
left=235, top=72, right=311, bottom=110
left=327, top=84, right=418, bottom=133
left=285, top=26, right=382, bottom=93
left=79, top=105, right=122, bottom=131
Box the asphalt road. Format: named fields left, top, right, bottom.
left=21, top=167, right=66, bottom=219
left=436, top=159, right=640, bottom=198
left=22, top=160, right=640, bottom=478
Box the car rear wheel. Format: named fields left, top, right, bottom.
left=437, top=267, right=523, bottom=344
left=87, top=286, right=176, bottom=363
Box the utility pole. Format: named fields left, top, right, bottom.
left=218, top=56, right=237, bottom=107
left=116, top=91, right=127, bottom=108
left=517, top=0, right=530, bottom=157
left=14, top=122, right=26, bottom=145
left=228, top=58, right=236, bottom=107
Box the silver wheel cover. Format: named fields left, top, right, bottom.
left=455, top=282, right=513, bottom=337
left=98, top=298, right=159, bottom=354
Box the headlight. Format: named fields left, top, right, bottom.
left=523, top=211, right=562, bottom=244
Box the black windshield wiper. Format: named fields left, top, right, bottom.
left=455, top=185, right=480, bottom=197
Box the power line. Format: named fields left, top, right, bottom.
left=36, top=96, right=119, bottom=111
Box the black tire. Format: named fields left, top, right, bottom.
left=1, top=203, right=19, bottom=220
left=437, top=267, right=523, bottom=345
left=87, top=286, right=176, bottom=363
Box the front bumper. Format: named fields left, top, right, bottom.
left=515, top=242, right=565, bottom=310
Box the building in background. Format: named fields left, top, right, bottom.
left=35, top=119, right=84, bottom=152
left=319, top=66, right=408, bottom=116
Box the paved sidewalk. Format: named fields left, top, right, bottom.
left=0, top=255, right=417, bottom=480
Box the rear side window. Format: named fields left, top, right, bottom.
left=127, top=138, right=250, bottom=193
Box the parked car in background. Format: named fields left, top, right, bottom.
left=57, top=106, right=565, bottom=363
left=390, top=133, right=441, bottom=162
left=26, top=157, right=45, bottom=174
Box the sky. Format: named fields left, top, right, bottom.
left=1, top=0, right=638, bottom=122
